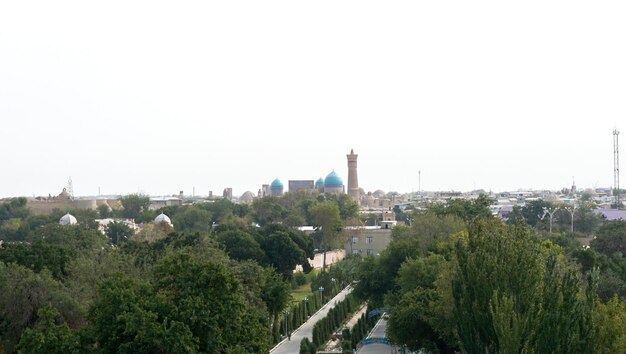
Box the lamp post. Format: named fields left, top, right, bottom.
left=542, top=207, right=559, bottom=233
left=284, top=309, right=289, bottom=340
left=304, top=297, right=309, bottom=318
left=565, top=205, right=577, bottom=234
left=318, top=286, right=325, bottom=305
left=331, top=277, right=336, bottom=294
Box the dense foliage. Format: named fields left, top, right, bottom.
left=354, top=196, right=626, bottom=353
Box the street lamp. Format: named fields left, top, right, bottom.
left=542, top=207, right=560, bottom=233
left=318, top=286, right=325, bottom=304
left=565, top=205, right=577, bottom=234
left=304, top=297, right=309, bottom=318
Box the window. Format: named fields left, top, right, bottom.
left=366, top=249, right=374, bottom=256
left=352, top=249, right=360, bottom=255
left=366, top=236, right=374, bottom=244
left=352, top=236, right=359, bottom=244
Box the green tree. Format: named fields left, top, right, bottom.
left=153, top=252, right=270, bottom=353
left=105, top=221, right=134, bottom=245
left=87, top=274, right=198, bottom=354
left=0, top=263, right=81, bottom=353
left=310, top=201, right=343, bottom=269
left=215, top=228, right=266, bottom=263
left=593, top=295, right=626, bottom=353
left=119, top=194, right=150, bottom=221
left=16, top=305, right=81, bottom=354
left=591, top=220, right=626, bottom=257
left=172, top=206, right=212, bottom=233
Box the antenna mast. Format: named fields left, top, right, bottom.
left=614, top=129, right=620, bottom=209
left=67, top=177, right=74, bottom=200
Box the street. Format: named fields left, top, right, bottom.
left=270, top=286, right=354, bottom=354
left=356, top=316, right=400, bottom=354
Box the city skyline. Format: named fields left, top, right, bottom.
left=1, top=1, right=625, bottom=197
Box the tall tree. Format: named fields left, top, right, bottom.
left=119, top=194, right=150, bottom=221
left=310, top=201, right=342, bottom=270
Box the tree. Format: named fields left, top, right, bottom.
left=153, top=252, right=270, bottom=353
left=591, top=220, right=626, bottom=257
left=16, top=305, right=81, bottom=354
left=214, top=229, right=266, bottom=263
left=252, top=197, right=287, bottom=226
left=119, top=194, right=150, bottom=221
left=87, top=274, right=198, bottom=354
left=310, top=201, right=343, bottom=269
left=258, top=231, right=305, bottom=278
left=105, top=221, right=134, bottom=245
left=431, top=194, right=494, bottom=222
left=593, top=296, right=626, bottom=353
left=0, top=263, right=81, bottom=353
left=452, top=222, right=596, bottom=353
left=172, top=206, right=212, bottom=233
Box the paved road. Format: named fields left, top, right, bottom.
left=357, top=316, right=400, bottom=354
left=270, top=286, right=354, bottom=354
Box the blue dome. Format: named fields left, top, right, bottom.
left=315, top=178, right=325, bottom=188
left=270, top=178, right=283, bottom=189
left=324, top=171, right=343, bottom=187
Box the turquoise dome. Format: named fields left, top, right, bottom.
left=324, top=171, right=343, bottom=187
left=315, top=178, right=325, bottom=188
left=270, top=178, right=283, bottom=189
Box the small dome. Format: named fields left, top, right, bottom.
left=154, top=213, right=172, bottom=226
left=373, top=190, right=386, bottom=198
left=271, top=178, right=283, bottom=189
left=315, top=178, right=325, bottom=188
left=324, top=171, right=343, bottom=187
left=59, top=213, right=77, bottom=225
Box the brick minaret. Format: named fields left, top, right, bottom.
left=347, top=149, right=359, bottom=202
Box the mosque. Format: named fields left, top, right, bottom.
left=267, top=170, right=346, bottom=198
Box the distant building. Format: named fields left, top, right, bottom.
left=149, top=196, right=182, bottom=210
left=288, top=180, right=315, bottom=193
left=323, top=171, right=344, bottom=194
left=223, top=188, right=233, bottom=201
left=344, top=226, right=393, bottom=256
left=347, top=149, right=360, bottom=201
left=270, top=179, right=284, bottom=197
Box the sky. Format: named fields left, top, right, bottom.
left=1, top=1, right=625, bottom=198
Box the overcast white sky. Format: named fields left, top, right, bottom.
left=1, top=1, right=625, bottom=197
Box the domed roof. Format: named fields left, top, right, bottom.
left=59, top=213, right=77, bottom=225
left=240, top=191, right=255, bottom=203
left=315, top=178, right=325, bottom=188
left=373, top=190, right=386, bottom=198
left=270, top=178, right=283, bottom=189
left=154, top=213, right=172, bottom=225
left=324, top=171, right=343, bottom=187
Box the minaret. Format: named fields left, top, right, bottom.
left=347, top=149, right=359, bottom=201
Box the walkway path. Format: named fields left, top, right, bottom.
left=357, top=316, right=400, bottom=354
left=270, top=285, right=353, bottom=354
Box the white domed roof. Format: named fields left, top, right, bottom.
left=59, top=213, right=77, bottom=225
left=154, top=213, right=172, bottom=225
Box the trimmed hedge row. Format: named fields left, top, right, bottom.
left=311, top=293, right=358, bottom=348
left=347, top=307, right=380, bottom=350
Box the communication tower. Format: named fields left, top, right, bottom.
left=67, top=177, right=75, bottom=200
left=614, top=130, right=620, bottom=209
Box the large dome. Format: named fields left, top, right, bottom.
left=59, top=213, right=77, bottom=225
left=240, top=191, right=256, bottom=204
left=324, top=171, right=343, bottom=187
left=270, top=178, right=283, bottom=189
left=154, top=213, right=172, bottom=226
